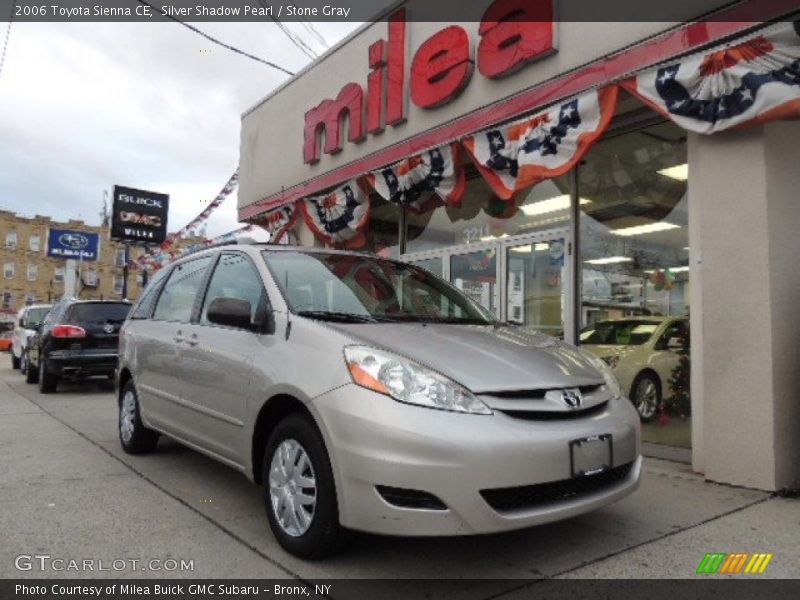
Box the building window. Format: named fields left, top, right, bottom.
left=113, top=275, right=124, bottom=295
left=578, top=119, right=689, bottom=325
left=136, top=272, right=144, bottom=286
left=4, top=262, right=14, bottom=279
left=29, top=235, right=41, bottom=252
left=27, top=264, right=37, bottom=281
left=115, top=248, right=127, bottom=267
left=54, top=267, right=65, bottom=283
left=5, top=231, right=18, bottom=249
left=364, top=196, right=402, bottom=259
left=82, top=268, right=98, bottom=287
left=25, top=292, right=37, bottom=304
left=402, top=170, right=573, bottom=255
left=2, top=292, right=13, bottom=308
left=577, top=117, right=690, bottom=448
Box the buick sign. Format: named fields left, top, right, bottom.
left=111, top=185, right=169, bottom=244
left=46, top=228, right=100, bottom=261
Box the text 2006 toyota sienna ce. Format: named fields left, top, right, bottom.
left=117, top=242, right=641, bottom=558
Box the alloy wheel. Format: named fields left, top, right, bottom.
left=119, top=390, right=137, bottom=444
left=268, top=439, right=317, bottom=537
left=636, top=378, right=659, bottom=420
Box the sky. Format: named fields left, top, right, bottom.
left=0, top=18, right=362, bottom=239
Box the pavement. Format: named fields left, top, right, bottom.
left=0, top=360, right=798, bottom=590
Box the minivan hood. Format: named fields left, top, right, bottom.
left=324, top=322, right=604, bottom=394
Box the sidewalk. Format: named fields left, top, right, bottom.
left=1, top=364, right=798, bottom=583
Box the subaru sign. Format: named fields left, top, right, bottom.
left=111, top=185, right=169, bottom=244
left=46, top=229, right=100, bottom=261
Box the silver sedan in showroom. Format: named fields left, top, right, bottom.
left=117, top=243, right=641, bottom=558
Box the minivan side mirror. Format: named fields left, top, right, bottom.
left=206, top=297, right=254, bottom=330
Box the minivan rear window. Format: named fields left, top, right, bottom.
left=67, top=303, right=132, bottom=324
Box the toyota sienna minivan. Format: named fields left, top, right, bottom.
left=118, top=241, right=641, bottom=558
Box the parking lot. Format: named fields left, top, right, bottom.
left=1, top=362, right=798, bottom=588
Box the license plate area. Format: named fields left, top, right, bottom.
left=570, top=434, right=612, bottom=477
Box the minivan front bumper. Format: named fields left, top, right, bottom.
left=311, top=384, right=641, bottom=536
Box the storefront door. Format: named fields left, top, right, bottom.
left=403, top=227, right=572, bottom=338
left=503, top=232, right=570, bottom=339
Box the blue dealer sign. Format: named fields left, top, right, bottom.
left=46, top=229, right=100, bottom=261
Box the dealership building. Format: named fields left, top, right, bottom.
left=238, top=0, right=800, bottom=492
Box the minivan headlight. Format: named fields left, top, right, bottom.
left=343, top=345, right=492, bottom=415
left=585, top=351, right=624, bottom=399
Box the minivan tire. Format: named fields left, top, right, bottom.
left=38, top=357, right=58, bottom=394
left=263, top=413, right=346, bottom=559
left=119, top=380, right=159, bottom=455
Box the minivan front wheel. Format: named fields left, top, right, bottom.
left=263, top=414, right=345, bottom=558
left=119, top=381, right=159, bottom=454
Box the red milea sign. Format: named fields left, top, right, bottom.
left=303, top=0, right=555, bottom=164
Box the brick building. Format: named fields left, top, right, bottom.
left=0, top=209, right=205, bottom=321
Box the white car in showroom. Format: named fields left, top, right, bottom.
left=11, top=304, right=52, bottom=373
left=580, top=317, right=688, bottom=422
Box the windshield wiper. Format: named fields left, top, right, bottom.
left=295, top=310, right=378, bottom=323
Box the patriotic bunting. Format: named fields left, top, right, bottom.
left=133, top=169, right=239, bottom=269
left=462, top=87, right=618, bottom=200
left=300, top=180, right=370, bottom=247
left=255, top=203, right=299, bottom=244
left=365, top=143, right=465, bottom=212
left=622, top=20, right=800, bottom=134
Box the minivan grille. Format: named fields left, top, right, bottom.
left=499, top=401, right=608, bottom=421
left=480, top=462, right=634, bottom=513
left=485, top=384, right=603, bottom=400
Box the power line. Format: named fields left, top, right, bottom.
left=136, top=0, right=294, bottom=76
left=299, top=19, right=329, bottom=50
left=255, top=0, right=318, bottom=60
left=0, top=0, right=16, bottom=80
left=272, top=18, right=317, bottom=60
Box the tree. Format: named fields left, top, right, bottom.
left=665, top=322, right=691, bottom=418
left=99, top=192, right=110, bottom=228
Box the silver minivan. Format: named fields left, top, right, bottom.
left=118, top=241, right=641, bottom=558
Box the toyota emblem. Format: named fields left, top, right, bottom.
left=562, top=390, right=582, bottom=408
left=103, top=323, right=115, bottom=334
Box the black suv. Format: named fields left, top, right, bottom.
left=26, top=299, right=132, bottom=393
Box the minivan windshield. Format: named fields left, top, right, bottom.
left=263, top=251, right=496, bottom=325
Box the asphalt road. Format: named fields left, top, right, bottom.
left=1, top=361, right=797, bottom=591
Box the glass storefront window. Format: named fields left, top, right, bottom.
left=364, top=195, right=401, bottom=259
left=579, top=120, right=688, bottom=325
left=407, top=256, right=443, bottom=277
left=578, top=117, right=690, bottom=448
left=404, top=170, right=571, bottom=254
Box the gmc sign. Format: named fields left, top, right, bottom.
left=111, top=185, right=169, bottom=244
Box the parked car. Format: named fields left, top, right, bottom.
left=580, top=317, right=689, bottom=422
left=26, top=299, right=132, bottom=393
left=117, top=242, right=641, bottom=558
left=0, top=330, right=12, bottom=353
left=11, top=304, right=52, bottom=372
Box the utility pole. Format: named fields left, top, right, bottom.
left=121, top=244, right=129, bottom=299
